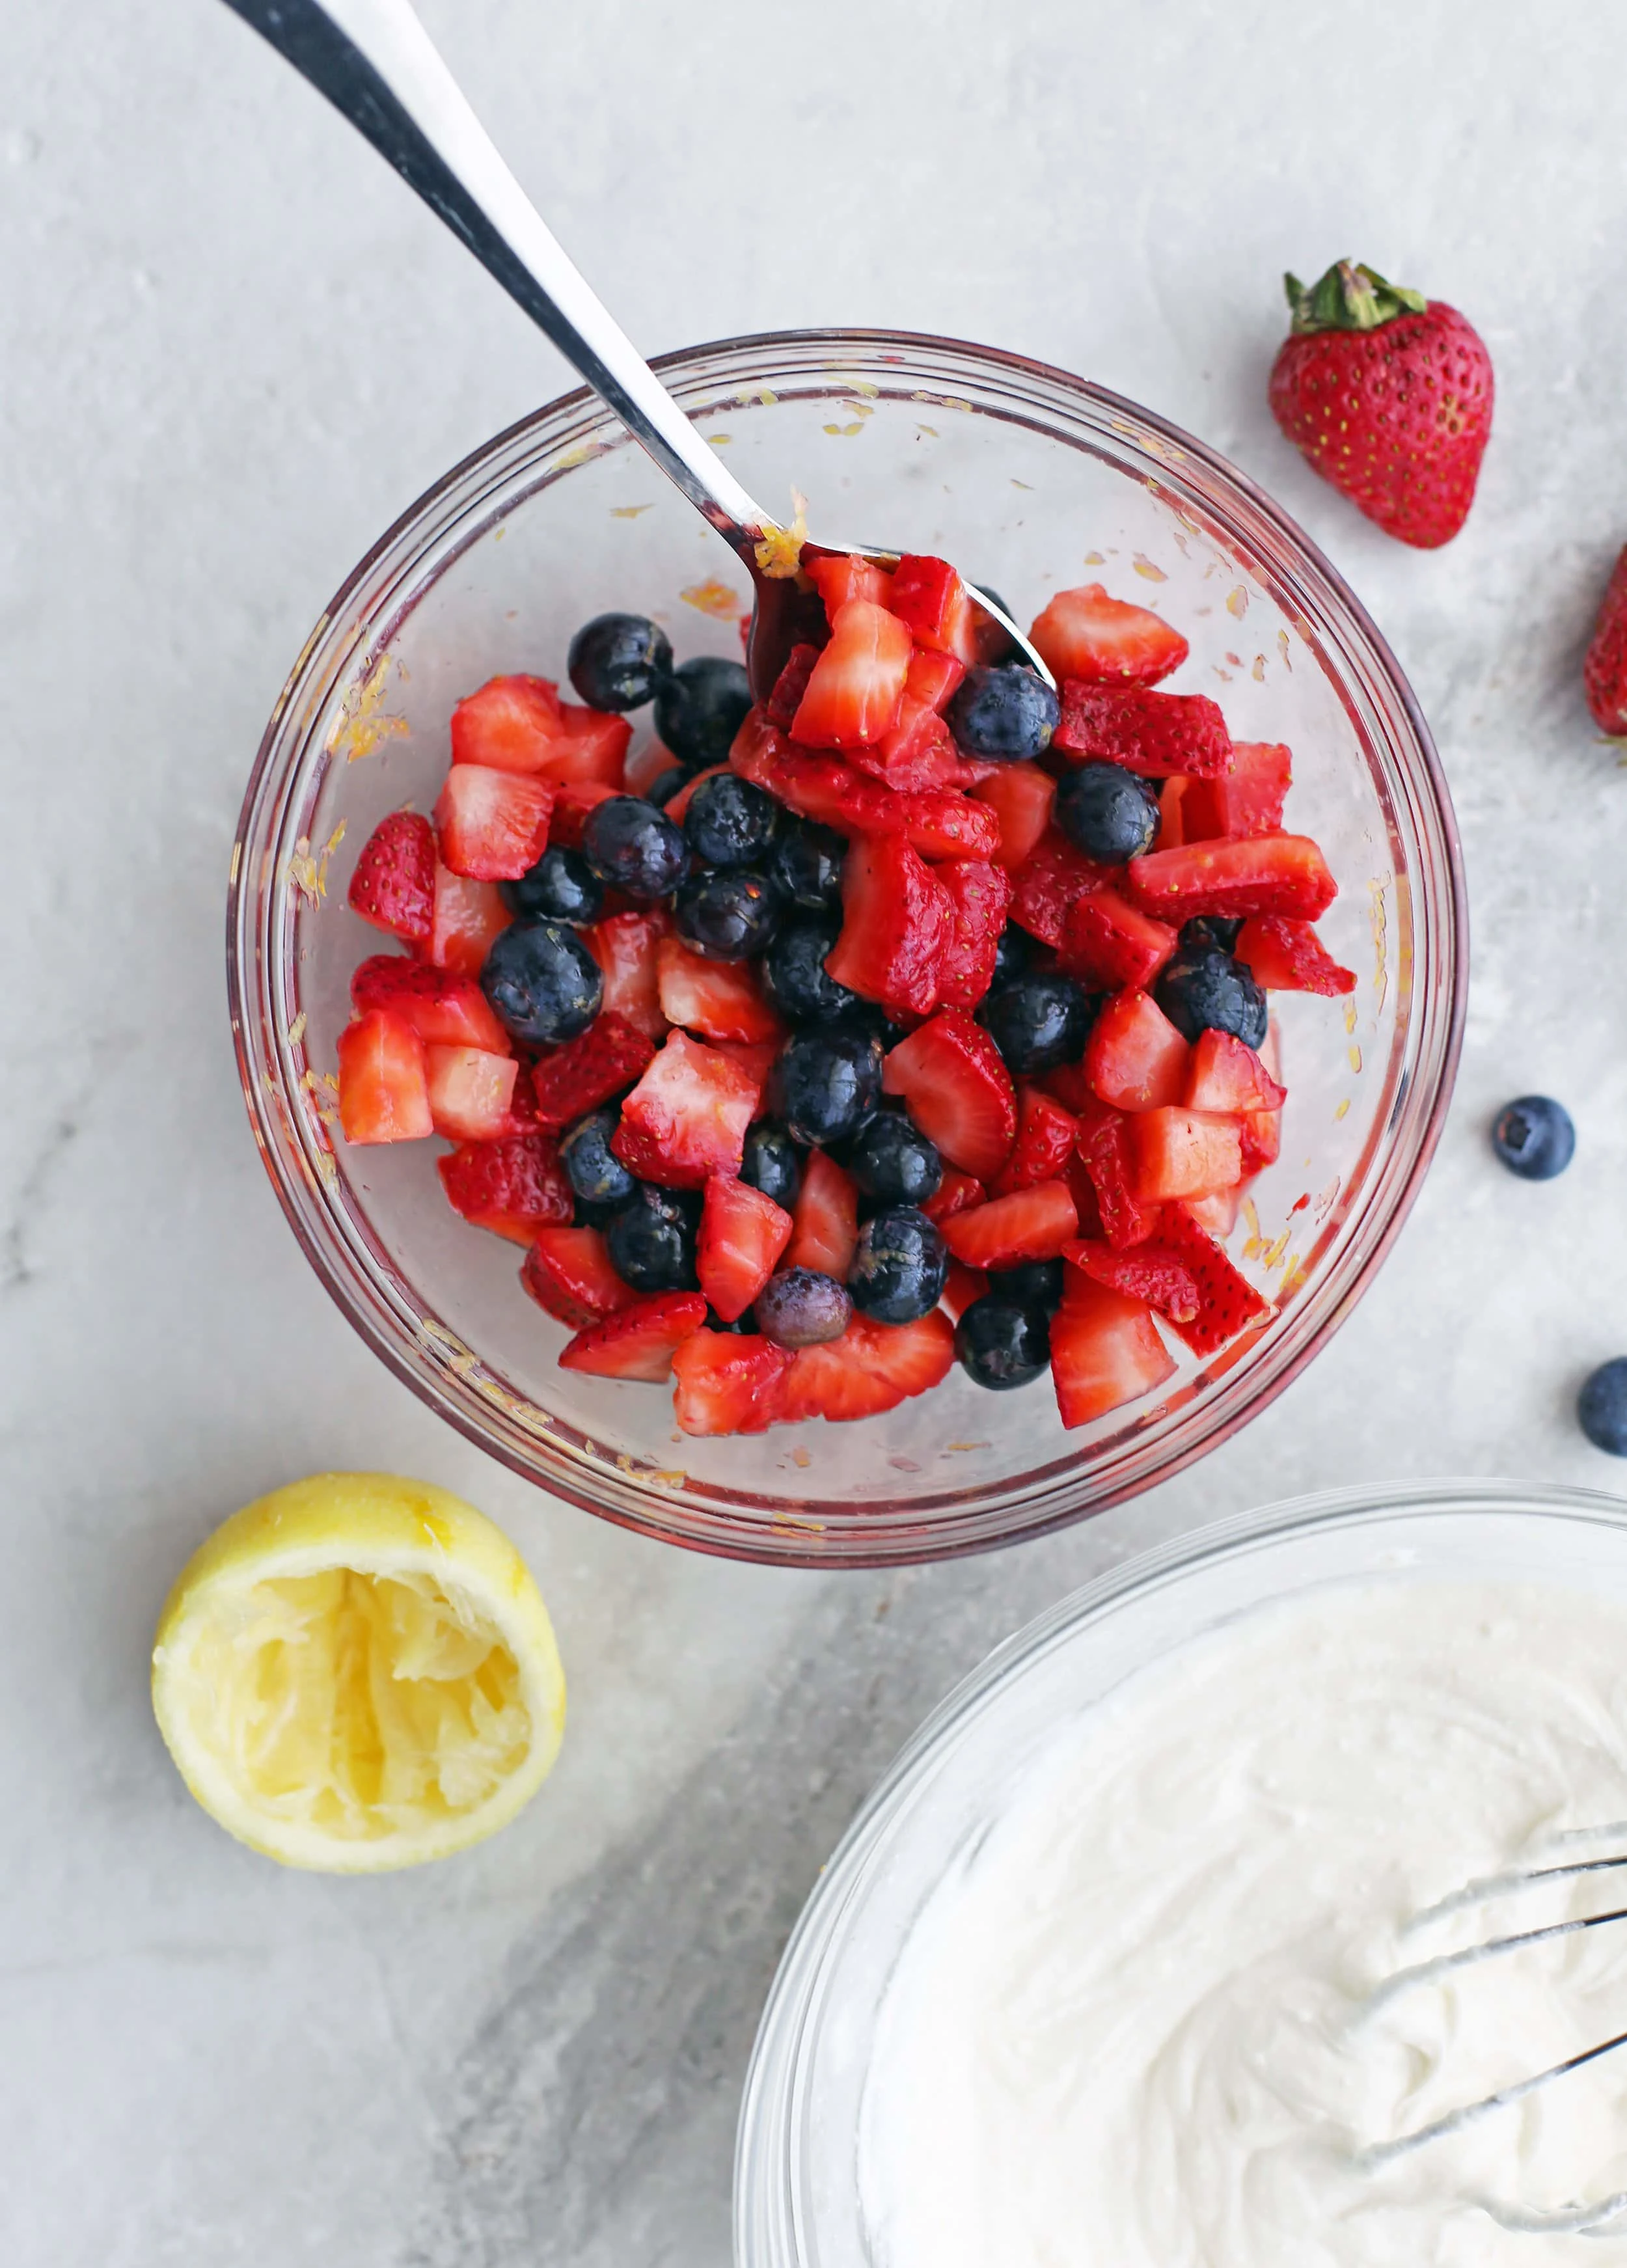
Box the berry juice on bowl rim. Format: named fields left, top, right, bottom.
left=228, top=330, right=1464, bottom=1566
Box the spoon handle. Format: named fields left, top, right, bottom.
left=220, top=0, right=774, bottom=553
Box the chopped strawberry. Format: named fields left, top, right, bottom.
left=784, top=1149, right=860, bottom=1277
left=584, top=909, right=671, bottom=1039
left=1060, top=887, right=1179, bottom=992
left=437, top=1132, right=571, bottom=1246
left=935, top=858, right=1013, bottom=1011
left=1127, top=834, right=1337, bottom=922
left=1240, top=1102, right=1281, bottom=1175
left=1084, top=990, right=1190, bottom=1112
left=825, top=834, right=953, bottom=1018
left=661, top=763, right=728, bottom=824
left=901, top=790, right=1001, bottom=862
left=850, top=704, right=964, bottom=793
left=1063, top=1236, right=1199, bottom=1324
left=993, top=1084, right=1078, bottom=1195
left=348, top=810, right=436, bottom=947
left=882, top=1010, right=1017, bottom=1182
left=428, top=863, right=510, bottom=976
left=549, top=779, right=620, bottom=848
left=559, top=1292, right=709, bottom=1382
left=530, top=1012, right=655, bottom=1132
left=350, top=956, right=511, bottom=1054
left=1028, top=584, right=1190, bottom=688
left=433, top=765, right=554, bottom=881
left=521, top=1225, right=636, bottom=1328
left=972, top=763, right=1056, bottom=871
left=656, top=936, right=784, bottom=1045
left=940, top=1180, right=1078, bottom=1269
left=336, top=1008, right=432, bottom=1143
left=900, top=647, right=966, bottom=714
left=765, top=642, right=823, bottom=728
left=922, top=1166, right=985, bottom=1222
left=731, top=711, right=997, bottom=860
left=1074, top=1100, right=1163, bottom=1249
left=1008, top=828, right=1110, bottom=946
left=1041, top=1059, right=1098, bottom=1115
left=450, top=674, right=565, bottom=775
left=941, top=1259, right=989, bottom=1320
left=610, top=1031, right=761, bottom=1186
left=1063, top=1151, right=1106, bottom=1241
left=697, top=1177, right=794, bottom=1322
left=623, top=736, right=680, bottom=797
left=804, top=551, right=894, bottom=622
left=1128, top=1106, right=1244, bottom=1200
left=545, top=703, right=633, bottom=786
left=790, top=599, right=912, bottom=749
left=886, top=554, right=974, bottom=657
left=1183, top=1029, right=1286, bottom=1115
left=1157, top=776, right=1191, bottom=848
left=780, top=1310, right=954, bottom=1423
left=1181, top=741, right=1292, bottom=841
left=1183, top=1185, right=1243, bottom=1238
left=1235, top=914, right=1356, bottom=995
left=1054, top=683, right=1234, bottom=778
left=671, top=1332, right=792, bottom=1435
left=423, top=1043, right=520, bottom=1141
left=1149, top=1207, right=1271, bottom=1355
left=1049, top=1277, right=1176, bottom=1428
left=709, top=1037, right=782, bottom=1087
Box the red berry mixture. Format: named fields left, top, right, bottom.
left=332, top=556, right=1353, bottom=1438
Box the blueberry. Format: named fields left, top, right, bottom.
left=847, top=1111, right=942, bottom=1207
left=706, top=1310, right=751, bottom=1333
left=673, top=868, right=782, bottom=961
left=683, top=772, right=780, bottom=868
left=989, top=1256, right=1063, bottom=1312
left=741, top=1121, right=802, bottom=1210
left=847, top=1205, right=948, bottom=1324
left=1056, top=763, right=1161, bottom=864
left=978, top=972, right=1095, bottom=1075
left=605, top=1184, right=700, bottom=1292
left=647, top=766, right=687, bottom=808
left=763, top=916, right=859, bottom=1024
left=768, top=1027, right=884, bottom=1147
left=581, top=796, right=688, bottom=901
left=566, top=612, right=673, bottom=712
left=991, top=924, right=1032, bottom=989
left=1155, top=946, right=1267, bottom=1048
left=654, top=655, right=753, bottom=771
left=558, top=1107, right=637, bottom=1210
left=480, top=919, right=603, bottom=1045
left=1179, top=914, right=1243, bottom=953
left=1492, top=1096, right=1576, bottom=1181
left=834, top=1000, right=908, bottom=1052
left=1579, top=1359, right=1627, bottom=1455
left=946, top=664, right=1060, bottom=761
left=955, top=1296, right=1052, bottom=1389
left=755, top=1268, right=853, bottom=1348
left=500, top=845, right=604, bottom=925
left=771, top=821, right=846, bottom=912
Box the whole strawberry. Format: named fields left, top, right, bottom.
left=1268, top=259, right=1493, bottom=549
left=1584, top=546, right=1627, bottom=735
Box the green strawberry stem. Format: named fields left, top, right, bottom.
left=1283, top=260, right=1429, bottom=336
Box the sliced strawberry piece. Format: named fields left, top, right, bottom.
left=1041, top=1059, right=1097, bottom=1115
left=1181, top=741, right=1292, bottom=841
left=854, top=700, right=964, bottom=792
left=655, top=936, right=784, bottom=1045
left=559, top=1291, right=709, bottom=1382
left=661, top=763, right=728, bottom=825
left=1240, top=1104, right=1281, bottom=1175
left=765, top=642, right=823, bottom=728
left=1008, top=828, right=1110, bottom=947
left=993, top=1084, right=1078, bottom=1195
left=521, top=1225, right=637, bottom=1328
left=733, top=711, right=909, bottom=832
left=922, top=1166, right=985, bottom=1223
left=336, top=1009, right=432, bottom=1143
left=549, top=779, right=620, bottom=848
left=901, top=789, right=1000, bottom=862
left=941, top=1259, right=989, bottom=1321
left=939, top=1180, right=1078, bottom=1269
left=584, top=909, right=671, bottom=1040
left=1064, top=1151, right=1106, bottom=1241
left=1234, top=914, right=1356, bottom=996
left=972, top=763, right=1056, bottom=871
left=450, top=675, right=565, bottom=776
left=433, top=764, right=554, bottom=881
left=1060, top=888, right=1178, bottom=992
left=900, top=647, right=966, bottom=715
left=804, top=551, right=894, bottom=622
left=423, top=1043, right=520, bottom=1141
left=1150, top=1207, right=1271, bottom=1356
left=530, top=1013, right=655, bottom=1133
left=671, top=1332, right=792, bottom=1435
left=1128, top=1106, right=1244, bottom=1200
left=791, top=599, right=912, bottom=749
left=1157, top=777, right=1191, bottom=848
left=1084, top=990, right=1190, bottom=1112
left=698, top=1176, right=794, bottom=1322
left=780, top=1309, right=954, bottom=1424
left=1063, top=1236, right=1199, bottom=1324
left=350, top=956, right=510, bottom=1054
left=348, top=810, right=436, bottom=947
left=1127, top=834, right=1337, bottom=922
left=883, top=1010, right=1017, bottom=1182
left=784, top=1149, right=859, bottom=1277
left=1073, top=1101, right=1163, bottom=1250
left=1054, top=681, right=1234, bottom=778
left=545, top=703, right=634, bottom=787
left=437, top=1132, right=571, bottom=1247
left=1183, top=1185, right=1244, bottom=1238
left=825, top=834, right=952, bottom=1019
left=1028, top=584, right=1190, bottom=688
left=886, top=554, right=973, bottom=657
left=935, top=858, right=1013, bottom=1011
left=428, top=864, right=510, bottom=976
left=709, top=1037, right=782, bottom=1087
left=611, top=1031, right=762, bottom=1187
left=1183, top=1029, right=1286, bottom=1115
left=1050, top=1277, right=1176, bottom=1428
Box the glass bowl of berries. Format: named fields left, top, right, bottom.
left=228, top=328, right=1465, bottom=1567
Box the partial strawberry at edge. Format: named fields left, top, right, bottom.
left=1063, top=1236, right=1201, bottom=1324
left=530, top=1013, right=655, bottom=1133
left=1585, top=545, right=1627, bottom=736
left=348, top=810, right=437, bottom=948
left=1053, top=682, right=1235, bottom=778
left=671, top=1332, right=793, bottom=1436
left=1184, top=1028, right=1286, bottom=1116
left=882, top=1009, right=1018, bottom=1183
left=1148, top=1207, right=1272, bottom=1356
left=778, top=1309, right=955, bottom=1424
left=437, top=1132, right=571, bottom=1247
left=521, top=1225, right=638, bottom=1328
left=336, top=1008, right=432, bottom=1144
left=351, top=955, right=511, bottom=1054
left=1028, top=584, right=1190, bottom=688
left=1049, top=1276, right=1177, bottom=1429
left=1127, top=833, right=1337, bottom=923
left=558, top=1292, right=709, bottom=1382
left=1235, top=914, right=1356, bottom=996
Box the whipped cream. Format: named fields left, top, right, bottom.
left=858, top=1581, right=1627, bottom=2265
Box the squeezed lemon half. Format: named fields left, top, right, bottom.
left=151, top=1472, right=565, bottom=1872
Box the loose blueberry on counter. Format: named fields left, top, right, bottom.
left=946, top=663, right=1060, bottom=761
left=683, top=772, right=779, bottom=869
left=955, top=1295, right=1051, bottom=1389
left=1492, top=1095, right=1576, bottom=1181
left=559, top=1106, right=638, bottom=1211
left=581, top=795, right=688, bottom=901
left=500, top=844, right=604, bottom=925
left=1056, top=762, right=1161, bottom=864
left=605, top=1184, right=700, bottom=1292
left=848, top=1111, right=943, bottom=1208
left=654, top=655, right=753, bottom=771
left=991, top=923, right=1032, bottom=989
left=480, top=918, right=603, bottom=1044
left=988, top=1256, right=1064, bottom=1313
left=1180, top=914, right=1244, bottom=953
left=763, top=916, right=859, bottom=1024
left=741, top=1121, right=802, bottom=1211
left=755, top=1268, right=853, bottom=1348
left=771, top=820, right=846, bottom=912
left=1155, top=944, right=1268, bottom=1048
left=566, top=612, right=674, bottom=711
left=847, top=1206, right=949, bottom=1325
left=978, top=971, right=1095, bottom=1074
left=672, top=868, right=782, bottom=961
left=1579, top=1359, right=1627, bottom=1455
left=768, top=1026, right=884, bottom=1148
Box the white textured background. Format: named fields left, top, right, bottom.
left=5, top=1, right=1627, bottom=2259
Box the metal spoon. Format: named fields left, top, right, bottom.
left=217, top=0, right=1052, bottom=698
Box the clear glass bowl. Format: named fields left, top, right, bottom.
left=227, top=329, right=1465, bottom=1568
left=733, top=1480, right=1627, bottom=2264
